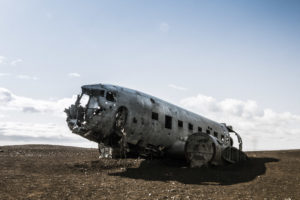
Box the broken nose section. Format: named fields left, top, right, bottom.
left=67, top=119, right=78, bottom=129
left=65, top=102, right=107, bottom=144
left=68, top=119, right=87, bottom=133
left=65, top=105, right=89, bottom=135
left=66, top=117, right=99, bottom=143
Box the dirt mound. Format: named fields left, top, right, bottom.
left=0, top=145, right=299, bottom=199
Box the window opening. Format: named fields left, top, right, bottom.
left=152, top=112, right=159, bottom=120
left=79, top=94, right=90, bottom=107
left=88, top=97, right=99, bottom=109
left=106, top=91, right=116, bottom=102
left=165, top=115, right=172, bottom=129
left=178, top=120, right=183, bottom=128
left=98, top=90, right=105, bottom=97
left=188, top=123, right=193, bottom=131
left=214, top=131, right=218, bottom=138
left=91, top=90, right=105, bottom=97
left=133, top=117, right=137, bottom=124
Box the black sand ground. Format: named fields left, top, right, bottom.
left=0, top=145, right=299, bottom=199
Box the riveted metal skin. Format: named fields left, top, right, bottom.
left=65, top=83, right=247, bottom=166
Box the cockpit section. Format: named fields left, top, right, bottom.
left=64, top=86, right=118, bottom=142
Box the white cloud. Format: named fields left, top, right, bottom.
left=0, top=121, right=69, bottom=138
left=0, top=88, right=97, bottom=147
left=0, top=87, right=76, bottom=117
left=1, top=87, right=299, bottom=151
left=168, top=84, right=187, bottom=91
left=180, top=94, right=300, bottom=151
left=0, top=73, right=10, bottom=77
left=0, top=56, right=6, bottom=64
left=0, top=121, right=97, bottom=148
left=68, top=72, right=81, bottom=78
left=0, top=56, right=23, bottom=66
left=10, top=58, right=23, bottom=66
left=17, top=74, right=39, bottom=80
left=160, top=22, right=170, bottom=33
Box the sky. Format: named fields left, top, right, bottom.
left=0, top=0, right=300, bottom=151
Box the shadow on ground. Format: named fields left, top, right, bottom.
left=109, top=157, right=279, bottom=185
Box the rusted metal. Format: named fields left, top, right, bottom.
left=65, top=84, right=247, bottom=167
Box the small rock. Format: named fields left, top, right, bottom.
left=0, top=149, right=3, bottom=153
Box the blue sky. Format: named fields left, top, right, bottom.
left=1, top=0, right=300, bottom=150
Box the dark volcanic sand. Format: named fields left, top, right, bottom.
left=0, top=145, right=299, bottom=200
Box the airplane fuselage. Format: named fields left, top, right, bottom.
left=65, top=84, right=246, bottom=167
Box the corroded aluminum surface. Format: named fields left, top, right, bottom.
left=65, top=83, right=247, bottom=166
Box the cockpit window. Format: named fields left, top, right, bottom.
left=88, top=96, right=99, bottom=108
left=91, top=90, right=105, bottom=97
left=79, top=94, right=90, bottom=107
left=99, top=90, right=105, bottom=97
left=106, top=91, right=116, bottom=102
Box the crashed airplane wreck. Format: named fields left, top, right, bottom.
left=65, top=84, right=247, bottom=167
